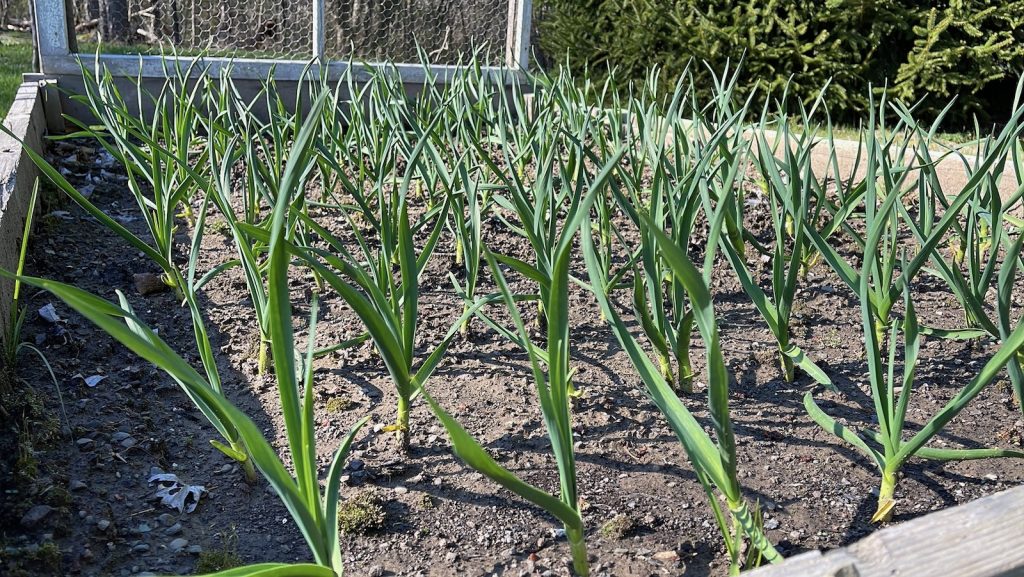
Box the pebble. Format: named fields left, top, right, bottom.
left=20, top=505, right=53, bottom=528
left=97, top=519, right=111, bottom=531
left=132, top=543, right=151, bottom=553
left=367, top=565, right=384, bottom=577
left=168, top=538, right=189, bottom=553
left=136, top=523, right=152, bottom=534
left=653, top=550, right=679, bottom=562
left=120, top=438, right=137, bottom=449
left=70, top=480, right=88, bottom=491
left=157, top=513, right=175, bottom=527
left=112, top=432, right=132, bottom=442
left=186, top=545, right=202, bottom=554
left=76, top=438, right=94, bottom=449
left=764, top=518, right=780, bottom=530
left=394, top=486, right=409, bottom=495
left=164, top=523, right=182, bottom=536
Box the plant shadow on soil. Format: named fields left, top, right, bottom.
left=2, top=140, right=1022, bottom=577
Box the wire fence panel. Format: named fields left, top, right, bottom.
left=73, top=0, right=313, bottom=58
left=68, top=0, right=516, bottom=65
left=323, top=0, right=512, bottom=65
left=1, top=0, right=31, bottom=23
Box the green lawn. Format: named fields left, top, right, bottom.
left=0, top=31, right=33, bottom=119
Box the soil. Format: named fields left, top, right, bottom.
left=1, top=139, right=1022, bottom=577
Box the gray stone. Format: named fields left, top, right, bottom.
left=69, top=480, right=88, bottom=491
left=132, top=543, right=151, bottom=553
left=185, top=545, right=203, bottom=554
left=168, top=538, right=188, bottom=553
left=163, top=523, right=182, bottom=536
left=157, top=513, right=175, bottom=527
left=20, top=505, right=53, bottom=527
left=97, top=519, right=111, bottom=531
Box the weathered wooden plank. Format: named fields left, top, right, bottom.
left=0, top=81, right=46, bottom=349
left=42, top=53, right=528, bottom=84
left=32, top=0, right=70, bottom=60
left=746, top=485, right=1024, bottom=577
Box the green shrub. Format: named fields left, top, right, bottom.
left=535, top=0, right=1024, bottom=126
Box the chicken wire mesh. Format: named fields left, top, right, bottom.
left=69, top=0, right=517, bottom=65
left=1, top=0, right=31, bottom=23
left=323, top=0, right=512, bottom=65
left=72, top=0, right=313, bottom=58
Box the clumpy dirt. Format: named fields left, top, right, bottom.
left=2, top=139, right=1022, bottom=577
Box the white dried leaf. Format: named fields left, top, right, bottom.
left=84, top=375, right=106, bottom=387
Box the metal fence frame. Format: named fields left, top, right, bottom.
left=33, top=0, right=532, bottom=84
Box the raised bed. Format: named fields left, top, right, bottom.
left=2, top=70, right=1023, bottom=577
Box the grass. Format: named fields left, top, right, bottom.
left=787, top=119, right=993, bottom=154
left=0, top=31, right=33, bottom=119
left=76, top=41, right=307, bottom=61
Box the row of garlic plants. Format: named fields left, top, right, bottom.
left=6, top=54, right=1024, bottom=576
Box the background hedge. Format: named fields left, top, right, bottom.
left=534, top=0, right=1024, bottom=127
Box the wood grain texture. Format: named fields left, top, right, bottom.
left=0, top=81, right=46, bottom=348
left=747, top=485, right=1024, bottom=577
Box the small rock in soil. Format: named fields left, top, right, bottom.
left=134, top=273, right=168, bottom=296
left=70, top=480, right=88, bottom=491
left=20, top=505, right=53, bottom=528
left=168, top=538, right=188, bottom=553
left=132, top=543, right=151, bottom=553
left=164, top=523, right=182, bottom=536
left=97, top=519, right=111, bottom=531
left=367, top=566, right=384, bottom=577
left=764, top=518, right=780, bottom=530
left=157, top=513, right=175, bottom=527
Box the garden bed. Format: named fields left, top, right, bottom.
left=3, top=135, right=1022, bottom=577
